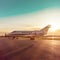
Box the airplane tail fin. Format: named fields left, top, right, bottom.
left=39, top=25, right=51, bottom=35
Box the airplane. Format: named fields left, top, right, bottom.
left=5, top=25, right=51, bottom=40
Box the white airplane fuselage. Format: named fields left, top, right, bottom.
left=6, top=25, right=51, bottom=40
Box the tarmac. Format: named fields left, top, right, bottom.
left=0, top=39, right=60, bottom=60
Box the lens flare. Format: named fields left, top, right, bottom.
left=49, top=22, right=59, bottom=31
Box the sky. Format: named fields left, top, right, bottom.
left=0, top=0, right=60, bottom=32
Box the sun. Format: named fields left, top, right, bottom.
left=49, top=22, right=59, bottom=32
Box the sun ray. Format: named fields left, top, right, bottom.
left=49, top=22, right=59, bottom=32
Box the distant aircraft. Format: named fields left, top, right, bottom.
left=6, top=25, right=51, bottom=40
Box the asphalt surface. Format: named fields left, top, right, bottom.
left=0, top=39, right=60, bottom=60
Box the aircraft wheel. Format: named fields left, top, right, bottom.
left=30, top=37, right=34, bottom=40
